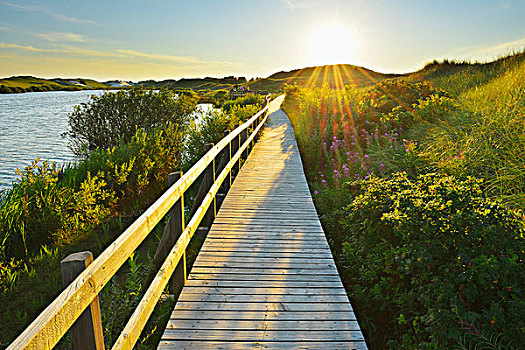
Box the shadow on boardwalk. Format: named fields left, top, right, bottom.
left=158, top=96, right=368, bottom=349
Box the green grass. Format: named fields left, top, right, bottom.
left=0, top=76, right=113, bottom=93
left=249, top=64, right=399, bottom=92
left=282, top=50, right=525, bottom=349
left=416, top=53, right=525, bottom=207
left=1, top=63, right=397, bottom=95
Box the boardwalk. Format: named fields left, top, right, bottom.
left=159, top=97, right=367, bottom=349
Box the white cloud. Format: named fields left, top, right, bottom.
left=116, top=49, right=200, bottom=64
left=34, top=32, right=86, bottom=43
left=1, top=2, right=98, bottom=25
left=0, top=42, right=242, bottom=72
left=0, top=23, right=14, bottom=32
left=281, top=0, right=314, bottom=11
left=450, top=37, right=525, bottom=60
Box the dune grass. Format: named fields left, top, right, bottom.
left=282, top=50, right=525, bottom=349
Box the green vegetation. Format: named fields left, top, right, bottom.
left=283, top=51, right=525, bottom=349
left=64, top=87, right=196, bottom=156
left=138, top=76, right=247, bottom=91
left=341, top=173, right=523, bottom=348
left=0, top=76, right=112, bottom=93
left=0, top=88, right=264, bottom=348
left=1, top=64, right=395, bottom=95
left=183, top=103, right=262, bottom=170
left=250, top=64, right=399, bottom=92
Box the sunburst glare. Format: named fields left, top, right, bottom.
left=307, top=22, right=355, bottom=66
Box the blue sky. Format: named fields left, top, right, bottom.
left=0, top=0, right=524, bottom=81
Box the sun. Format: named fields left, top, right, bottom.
left=307, top=23, right=355, bottom=65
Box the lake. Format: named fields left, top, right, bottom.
left=0, top=90, right=213, bottom=190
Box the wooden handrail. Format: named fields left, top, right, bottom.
left=8, top=96, right=271, bottom=350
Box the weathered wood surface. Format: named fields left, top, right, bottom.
left=60, top=252, right=105, bottom=350
left=160, top=97, right=367, bottom=349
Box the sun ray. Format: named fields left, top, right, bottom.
left=307, top=22, right=355, bottom=67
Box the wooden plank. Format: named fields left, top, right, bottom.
left=212, top=219, right=322, bottom=226
left=202, top=239, right=329, bottom=246
left=203, top=227, right=325, bottom=234
left=200, top=244, right=330, bottom=251
left=168, top=310, right=357, bottom=321
left=189, top=267, right=338, bottom=275
left=166, top=319, right=362, bottom=331
left=161, top=329, right=365, bottom=341
left=208, top=226, right=325, bottom=233
left=205, top=234, right=325, bottom=241
left=201, top=245, right=325, bottom=254
left=172, top=302, right=353, bottom=313
left=207, top=227, right=324, bottom=233
left=194, top=256, right=334, bottom=264
left=177, top=294, right=350, bottom=303
left=159, top=341, right=368, bottom=350
left=184, top=279, right=343, bottom=288
left=202, top=237, right=327, bottom=244
left=187, top=273, right=341, bottom=282
left=190, top=251, right=334, bottom=259
left=181, top=286, right=347, bottom=296
left=192, top=262, right=336, bottom=270
left=212, top=212, right=320, bottom=220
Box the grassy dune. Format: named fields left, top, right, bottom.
left=1, top=64, right=396, bottom=95
left=0, top=76, right=110, bottom=93
left=283, top=51, right=525, bottom=349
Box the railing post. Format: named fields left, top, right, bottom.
left=203, top=143, right=215, bottom=227
left=250, top=121, right=255, bottom=150
left=61, top=251, right=105, bottom=350
left=236, top=122, right=242, bottom=174
left=243, top=126, right=249, bottom=160
left=225, top=130, right=232, bottom=192
left=168, top=171, right=186, bottom=295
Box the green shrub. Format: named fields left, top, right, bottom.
left=0, top=119, right=185, bottom=262
left=221, top=93, right=264, bottom=112
left=64, top=87, right=197, bottom=156
left=339, top=172, right=524, bottom=348
left=67, top=122, right=184, bottom=199
left=183, top=104, right=260, bottom=170
left=0, top=159, right=115, bottom=261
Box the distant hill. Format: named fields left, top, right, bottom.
left=0, top=76, right=110, bottom=93
left=249, top=64, right=401, bottom=91
left=138, top=76, right=248, bottom=91
left=0, top=64, right=400, bottom=94
left=136, top=65, right=399, bottom=93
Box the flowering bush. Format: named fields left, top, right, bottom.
left=340, top=172, right=525, bottom=348
left=283, top=80, right=445, bottom=180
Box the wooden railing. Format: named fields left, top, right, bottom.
left=8, top=96, right=271, bottom=350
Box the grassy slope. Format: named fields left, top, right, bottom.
left=282, top=51, right=525, bottom=348
left=409, top=51, right=525, bottom=206
left=250, top=64, right=400, bottom=91
left=0, top=76, right=110, bottom=90
left=408, top=51, right=525, bottom=96
left=1, top=64, right=398, bottom=94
